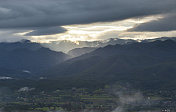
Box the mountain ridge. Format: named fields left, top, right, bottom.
left=43, top=39, right=176, bottom=79
left=0, top=40, right=69, bottom=78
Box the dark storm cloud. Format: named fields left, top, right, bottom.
left=0, top=0, right=175, bottom=34
left=129, top=14, right=176, bottom=32
left=25, top=26, right=67, bottom=36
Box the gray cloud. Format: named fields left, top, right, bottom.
left=25, top=26, right=67, bottom=36
left=0, top=0, right=175, bottom=38
left=0, top=0, right=175, bottom=29
left=129, top=14, right=176, bottom=32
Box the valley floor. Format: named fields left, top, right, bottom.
left=0, top=84, right=175, bottom=112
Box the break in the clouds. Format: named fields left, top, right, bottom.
left=0, top=0, right=175, bottom=41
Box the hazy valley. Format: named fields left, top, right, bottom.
left=0, top=38, right=175, bottom=112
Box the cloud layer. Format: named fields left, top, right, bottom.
left=0, top=0, right=176, bottom=28
left=130, top=14, right=176, bottom=31
left=0, top=0, right=175, bottom=41
left=25, top=26, right=67, bottom=36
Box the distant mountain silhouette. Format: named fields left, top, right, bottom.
left=41, top=38, right=136, bottom=53
left=141, top=37, right=176, bottom=43
left=68, top=47, right=97, bottom=57
left=41, top=40, right=101, bottom=53
left=0, top=40, right=69, bottom=77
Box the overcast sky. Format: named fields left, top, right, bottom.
left=0, top=0, right=176, bottom=42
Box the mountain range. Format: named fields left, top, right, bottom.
left=41, top=38, right=136, bottom=53
left=40, top=39, right=176, bottom=90
left=0, top=40, right=69, bottom=78
left=0, top=38, right=176, bottom=91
